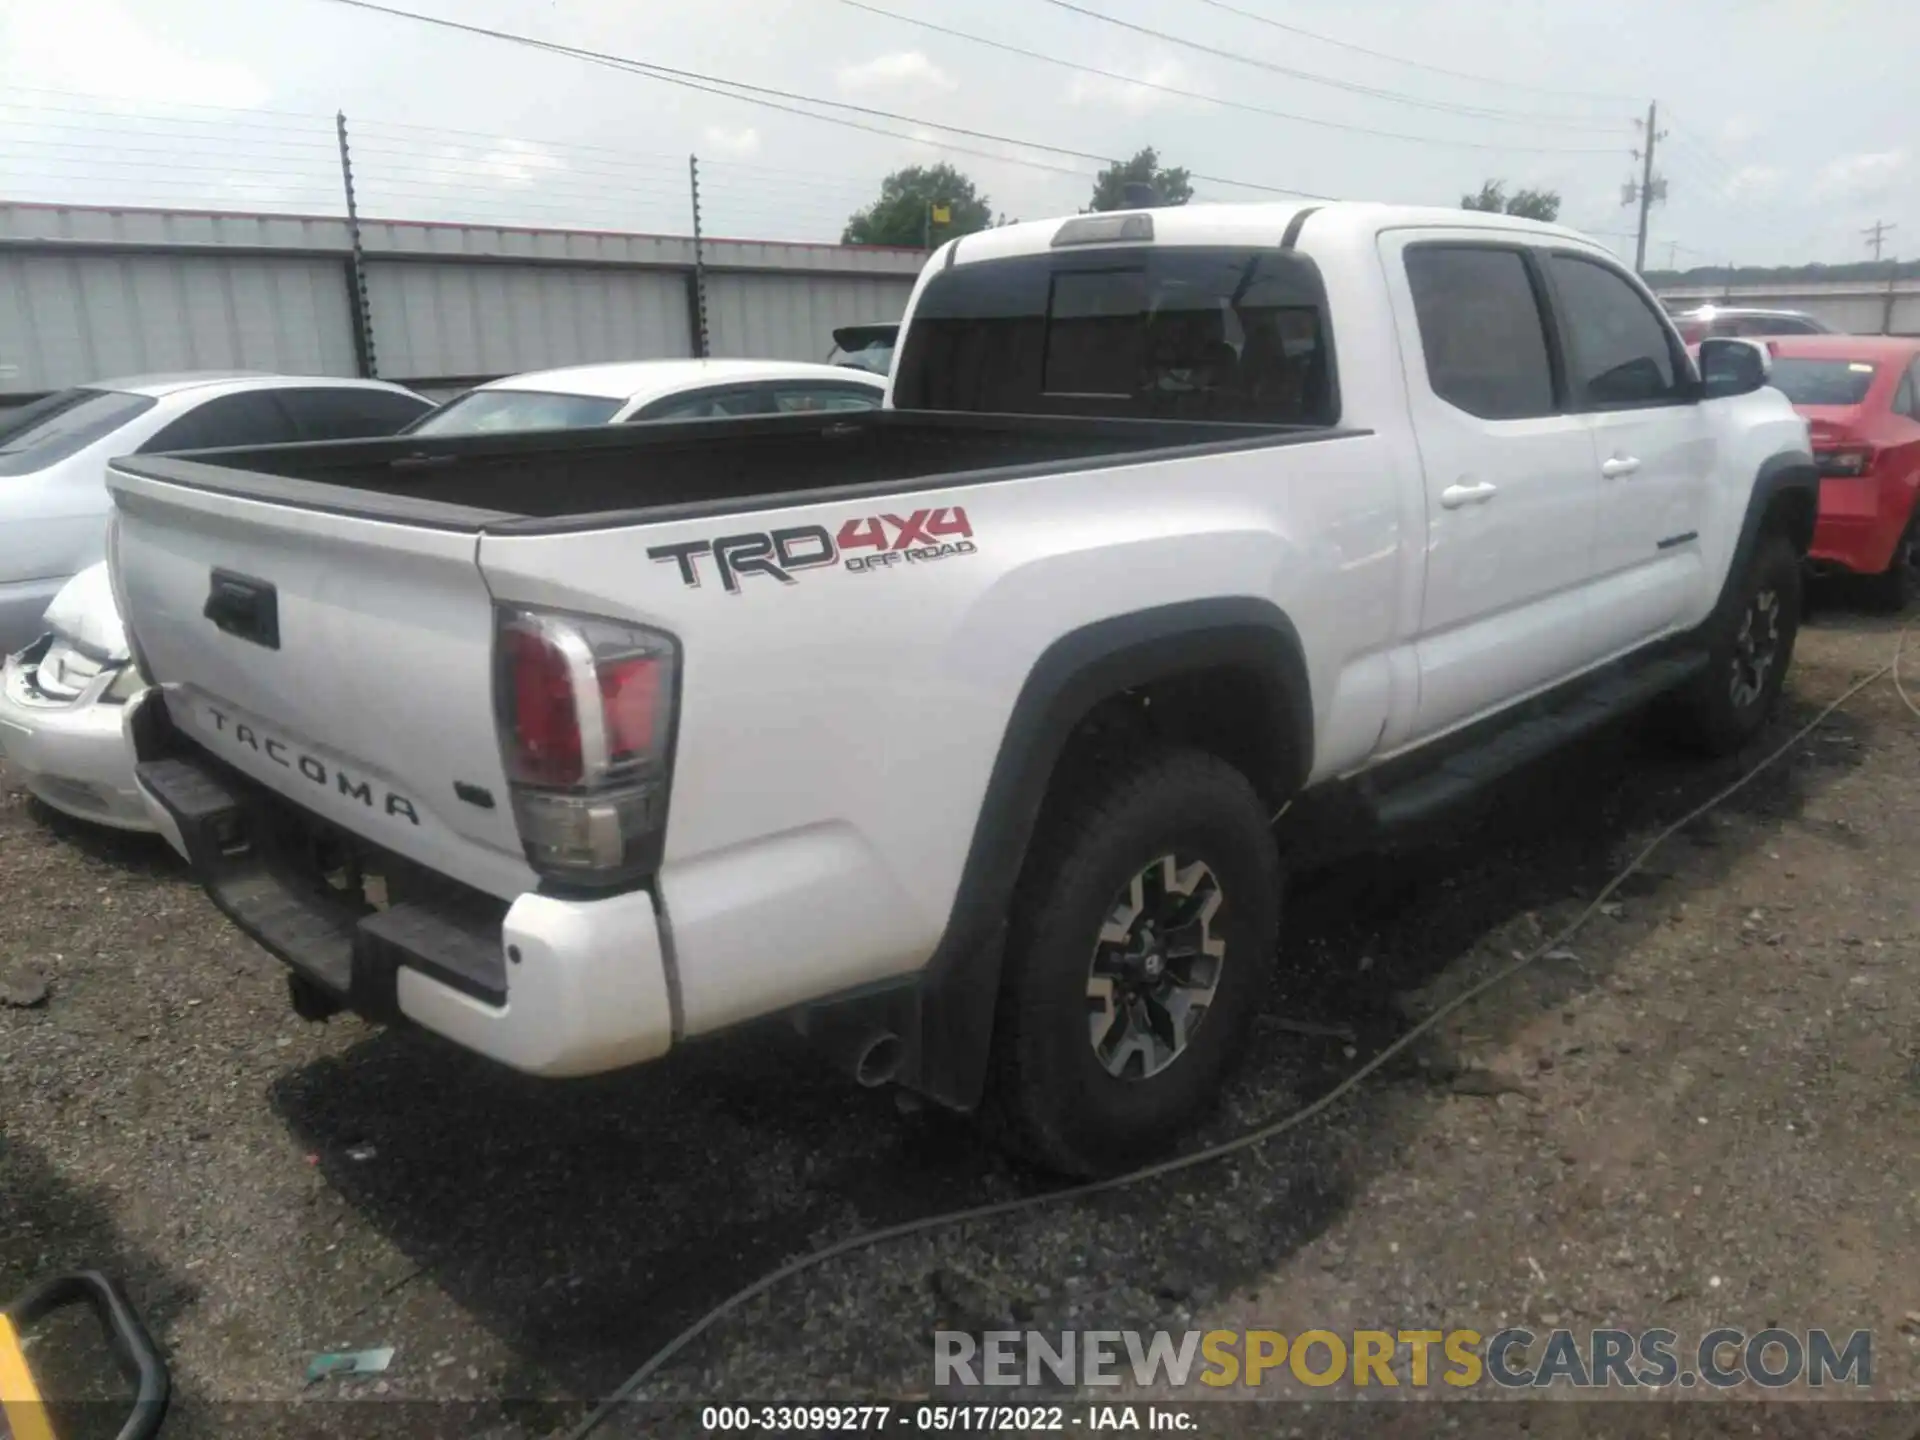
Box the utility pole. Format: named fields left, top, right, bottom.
left=1665, top=240, right=1679, bottom=271
left=1623, top=100, right=1668, bottom=275
left=335, top=110, right=377, bottom=379
left=1863, top=219, right=1896, bottom=262
left=1865, top=222, right=1899, bottom=334
left=688, top=154, right=709, bottom=359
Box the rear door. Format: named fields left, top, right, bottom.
left=1544, top=251, right=1713, bottom=653
left=108, top=464, right=532, bottom=899
left=1383, top=234, right=1605, bottom=741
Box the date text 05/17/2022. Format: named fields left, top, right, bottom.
left=700, top=1403, right=1194, bottom=1432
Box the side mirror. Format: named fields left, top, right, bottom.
left=1698, top=337, right=1772, bottom=399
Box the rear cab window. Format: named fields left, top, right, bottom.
left=892, top=245, right=1338, bottom=425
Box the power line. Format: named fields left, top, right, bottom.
left=312, top=0, right=1328, bottom=197
left=1179, top=0, right=1638, bottom=104
left=1034, top=0, right=1629, bottom=129
left=838, top=0, right=1620, bottom=154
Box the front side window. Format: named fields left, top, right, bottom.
left=1404, top=246, right=1557, bottom=421
left=407, top=390, right=622, bottom=436
left=0, top=389, right=157, bottom=475
left=892, top=245, right=1337, bottom=425
left=1548, top=255, right=1685, bottom=408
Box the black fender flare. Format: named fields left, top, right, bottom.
left=1710, top=450, right=1817, bottom=625
left=882, top=596, right=1314, bottom=1110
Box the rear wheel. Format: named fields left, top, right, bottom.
left=985, top=746, right=1281, bottom=1177
left=1864, top=515, right=1920, bottom=613
left=1665, top=533, right=1802, bottom=756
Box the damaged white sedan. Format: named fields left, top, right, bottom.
left=0, top=562, right=151, bottom=830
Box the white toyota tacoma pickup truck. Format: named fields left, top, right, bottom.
left=105, top=203, right=1814, bottom=1175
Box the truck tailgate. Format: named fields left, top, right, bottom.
left=109, top=465, right=535, bottom=900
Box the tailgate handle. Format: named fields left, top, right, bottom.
left=203, top=569, right=280, bottom=650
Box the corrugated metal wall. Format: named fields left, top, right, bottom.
left=364, top=261, right=693, bottom=379
left=0, top=202, right=927, bottom=394
left=0, top=251, right=358, bottom=392
left=706, top=271, right=917, bottom=361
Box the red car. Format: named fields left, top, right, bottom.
left=1763, top=335, right=1920, bottom=609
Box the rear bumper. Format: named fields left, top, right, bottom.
left=1810, top=477, right=1911, bottom=576
left=0, top=643, right=151, bottom=831
left=134, top=737, right=675, bottom=1078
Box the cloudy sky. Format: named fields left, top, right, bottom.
left=1, top=0, right=1913, bottom=267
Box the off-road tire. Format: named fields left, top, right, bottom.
left=984, top=746, right=1281, bottom=1178
left=1665, top=533, right=1802, bottom=756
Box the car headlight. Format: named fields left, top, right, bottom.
left=98, top=664, right=147, bottom=705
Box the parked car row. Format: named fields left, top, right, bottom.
left=0, top=358, right=883, bottom=832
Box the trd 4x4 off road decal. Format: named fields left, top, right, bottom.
left=648, top=506, right=977, bottom=593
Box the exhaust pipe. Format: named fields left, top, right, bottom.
left=854, top=1033, right=904, bottom=1088
left=795, top=1008, right=906, bottom=1088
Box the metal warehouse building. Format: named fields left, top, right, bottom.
left=0, top=201, right=924, bottom=398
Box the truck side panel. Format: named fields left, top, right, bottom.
left=475, top=434, right=1405, bottom=1035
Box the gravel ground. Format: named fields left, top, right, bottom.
left=4, top=602, right=1919, bottom=1439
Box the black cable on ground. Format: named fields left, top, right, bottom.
left=565, top=638, right=1910, bottom=1440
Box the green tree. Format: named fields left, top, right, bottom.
left=842, top=164, right=993, bottom=247
left=1460, top=180, right=1561, bottom=222
left=1088, top=147, right=1193, bottom=211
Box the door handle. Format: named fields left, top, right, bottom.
left=1600, top=455, right=1642, bottom=479
left=1439, top=481, right=1498, bottom=509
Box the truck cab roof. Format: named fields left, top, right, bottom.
left=943, top=201, right=1597, bottom=267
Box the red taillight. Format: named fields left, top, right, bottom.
left=495, top=607, right=677, bottom=887
left=505, top=623, right=584, bottom=786
left=599, top=655, right=665, bottom=764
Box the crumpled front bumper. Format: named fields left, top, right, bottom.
left=0, top=639, right=151, bottom=831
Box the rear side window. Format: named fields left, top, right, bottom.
left=140, top=392, right=303, bottom=452
left=1404, top=246, right=1556, bottom=420
left=1548, top=255, right=1685, bottom=407
left=635, top=389, right=774, bottom=422
left=768, top=385, right=882, bottom=413
left=277, top=387, right=432, bottom=440
left=1893, top=362, right=1918, bottom=420
left=0, top=389, right=157, bottom=475
left=892, top=246, right=1337, bottom=425
left=409, top=390, right=623, bottom=436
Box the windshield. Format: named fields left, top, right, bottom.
left=0, top=389, right=157, bottom=476
left=406, top=389, right=623, bottom=436
left=1769, top=358, right=1877, bottom=407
